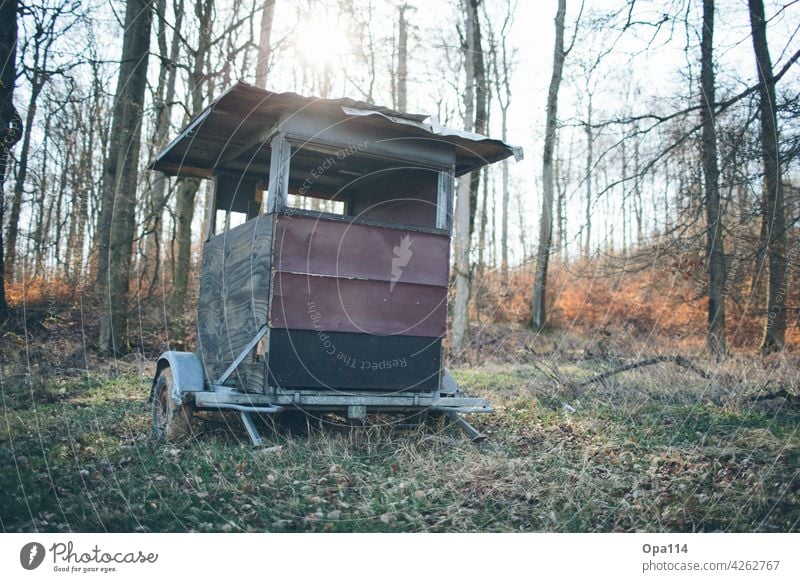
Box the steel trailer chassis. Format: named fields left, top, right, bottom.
left=154, top=329, right=492, bottom=445
left=192, top=384, right=492, bottom=445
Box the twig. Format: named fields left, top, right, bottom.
left=575, top=355, right=712, bottom=389
left=751, top=388, right=799, bottom=404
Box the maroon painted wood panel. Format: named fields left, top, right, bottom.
left=270, top=271, right=447, bottom=337
left=273, top=214, right=450, bottom=287
left=348, top=170, right=439, bottom=229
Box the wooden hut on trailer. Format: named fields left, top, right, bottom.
left=149, top=82, right=523, bottom=444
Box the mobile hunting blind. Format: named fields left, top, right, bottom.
left=149, top=82, right=523, bottom=444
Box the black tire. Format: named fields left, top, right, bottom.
left=151, top=366, right=194, bottom=443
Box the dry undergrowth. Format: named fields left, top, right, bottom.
left=1, top=337, right=798, bottom=533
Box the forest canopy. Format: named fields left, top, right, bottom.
left=0, top=0, right=798, bottom=356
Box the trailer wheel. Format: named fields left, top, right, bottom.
left=151, top=366, right=194, bottom=443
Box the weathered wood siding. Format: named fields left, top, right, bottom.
left=270, top=214, right=449, bottom=337
left=273, top=213, right=449, bottom=285
left=348, top=169, right=439, bottom=229
left=196, top=216, right=273, bottom=385
left=271, top=272, right=447, bottom=337
left=267, top=213, right=449, bottom=390
left=267, top=329, right=442, bottom=391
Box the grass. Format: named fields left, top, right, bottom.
left=0, top=356, right=798, bottom=532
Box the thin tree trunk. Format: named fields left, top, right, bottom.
left=633, top=128, right=643, bottom=246
left=621, top=135, right=628, bottom=254
left=701, top=0, right=727, bottom=357
left=0, top=0, right=21, bottom=319
left=6, top=72, right=44, bottom=282
left=147, top=0, right=183, bottom=294
left=254, top=0, right=275, bottom=89
left=583, top=95, right=592, bottom=259
left=491, top=0, right=513, bottom=279
left=171, top=177, right=200, bottom=342
left=478, top=167, right=489, bottom=270
left=468, top=0, right=486, bottom=238
left=531, top=0, right=566, bottom=329
left=97, top=0, right=154, bottom=353
left=396, top=4, right=408, bottom=112
left=516, top=187, right=527, bottom=261
left=748, top=0, right=786, bottom=353
left=500, top=107, right=509, bottom=277
left=451, top=0, right=477, bottom=355
left=554, top=136, right=564, bottom=261
left=170, top=0, right=212, bottom=342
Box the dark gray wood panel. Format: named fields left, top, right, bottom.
left=197, top=215, right=273, bottom=389
left=267, top=329, right=442, bottom=390
left=273, top=215, right=450, bottom=286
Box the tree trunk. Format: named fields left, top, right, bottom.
left=5, top=72, right=44, bottom=283
left=554, top=136, right=564, bottom=260
left=396, top=4, right=408, bottom=112
left=478, top=168, right=489, bottom=271
left=493, top=1, right=513, bottom=280
left=146, top=0, right=183, bottom=294
left=500, top=118, right=510, bottom=281
left=254, top=0, right=275, bottom=89
left=0, top=0, right=21, bottom=320
left=468, top=0, right=486, bottom=238
left=531, top=0, right=566, bottom=329
left=633, top=131, right=643, bottom=246
left=97, top=0, right=153, bottom=353
left=701, top=0, right=727, bottom=357
left=500, top=106, right=509, bottom=277
left=170, top=0, right=212, bottom=342
left=583, top=96, right=592, bottom=259
left=621, top=135, right=628, bottom=254
left=451, top=0, right=477, bottom=355
left=171, top=178, right=200, bottom=341
left=748, top=0, right=786, bottom=353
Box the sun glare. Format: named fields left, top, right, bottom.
left=295, top=15, right=351, bottom=67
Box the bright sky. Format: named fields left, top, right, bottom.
left=14, top=0, right=800, bottom=267
left=244, top=0, right=799, bottom=261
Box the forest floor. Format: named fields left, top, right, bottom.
left=1, top=324, right=799, bottom=532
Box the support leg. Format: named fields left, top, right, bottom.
left=240, top=411, right=264, bottom=446
left=444, top=410, right=487, bottom=443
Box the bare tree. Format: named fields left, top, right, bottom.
left=486, top=0, right=515, bottom=279
left=5, top=1, right=80, bottom=282
left=144, top=0, right=184, bottom=295
left=701, top=0, right=727, bottom=357
left=0, top=0, right=22, bottom=320
left=396, top=3, right=409, bottom=112
left=748, top=0, right=786, bottom=353
left=582, top=87, right=594, bottom=258
left=531, top=0, right=569, bottom=329
left=254, top=0, right=275, bottom=88
left=451, top=0, right=478, bottom=354
left=97, top=0, right=154, bottom=353
left=469, top=0, right=486, bottom=238
left=170, top=0, right=214, bottom=342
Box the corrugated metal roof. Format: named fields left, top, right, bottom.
left=152, top=81, right=523, bottom=178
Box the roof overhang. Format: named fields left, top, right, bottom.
left=151, top=82, right=523, bottom=178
